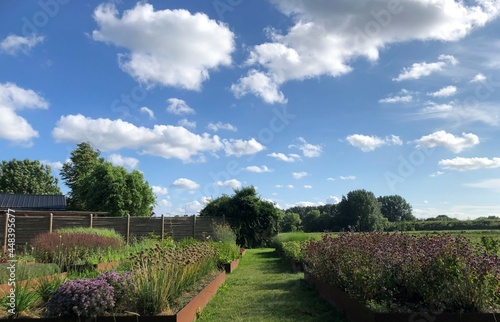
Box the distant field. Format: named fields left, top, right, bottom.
left=273, top=232, right=324, bottom=245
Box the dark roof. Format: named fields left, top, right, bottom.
left=0, top=194, right=66, bottom=210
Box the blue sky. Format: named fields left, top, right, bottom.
left=1, top=0, right=500, bottom=219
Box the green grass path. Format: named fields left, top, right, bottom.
left=197, top=248, right=347, bottom=322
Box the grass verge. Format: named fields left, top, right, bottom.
left=197, top=248, right=347, bottom=322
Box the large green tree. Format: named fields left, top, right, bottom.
left=0, top=159, right=61, bottom=194
left=200, top=186, right=283, bottom=247
left=61, top=142, right=155, bottom=216
left=280, top=212, right=302, bottom=232
left=378, top=195, right=415, bottom=222
left=337, top=189, right=386, bottom=231
left=60, top=142, right=104, bottom=209
left=79, top=162, right=156, bottom=217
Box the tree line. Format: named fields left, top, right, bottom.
left=0, top=142, right=155, bottom=217
left=282, top=190, right=415, bottom=232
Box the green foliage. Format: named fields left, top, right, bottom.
left=272, top=232, right=322, bottom=262
left=61, top=142, right=104, bottom=209
left=1, top=281, right=40, bottom=317
left=211, top=222, right=237, bottom=244
left=79, top=162, right=156, bottom=216
left=273, top=232, right=324, bottom=244
left=377, top=195, right=415, bottom=222
left=128, top=242, right=218, bottom=315
left=0, top=263, right=60, bottom=284
left=35, top=274, right=68, bottom=304
left=211, top=241, right=240, bottom=264
left=61, top=142, right=156, bottom=216
left=337, top=189, right=387, bottom=231
left=280, top=212, right=302, bottom=232
left=481, top=236, right=500, bottom=256
left=302, top=209, right=330, bottom=232
left=385, top=219, right=500, bottom=231
left=280, top=241, right=304, bottom=262
left=200, top=186, right=283, bottom=248
left=55, top=227, right=124, bottom=240
left=0, top=158, right=61, bottom=194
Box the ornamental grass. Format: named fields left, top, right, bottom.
left=127, top=242, right=218, bottom=315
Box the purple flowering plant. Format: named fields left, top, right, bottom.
left=47, top=271, right=132, bottom=317
left=302, top=232, right=500, bottom=313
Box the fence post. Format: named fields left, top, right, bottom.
left=3, top=212, right=8, bottom=251
left=192, top=215, right=196, bottom=238
left=161, top=214, right=165, bottom=240
left=126, top=214, right=130, bottom=245
left=49, top=213, right=53, bottom=234
left=90, top=214, right=93, bottom=229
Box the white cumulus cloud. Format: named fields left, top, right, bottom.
left=108, top=153, right=139, bottom=169
left=379, top=95, right=413, bottom=103
left=140, top=107, right=155, bottom=119
left=267, top=152, right=301, bottom=162
left=245, top=165, right=272, bottom=173
left=40, top=160, right=64, bottom=171
left=152, top=186, right=168, bottom=195
left=470, top=73, right=487, bottom=83
left=292, top=171, right=308, bottom=179
left=52, top=115, right=265, bottom=162
left=215, top=179, right=242, bottom=189
left=167, top=98, right=195, bottom=115
left=92, top=2, right=234, bottom=90
left=0, top=82, right=48, bottom=145
left=346, top=134, right=402, bottom=152
left=275, top=184, right=294, bottom=189
left=52, top=114, right=223, bottom=162
left=414, top=131, right=479, bottom=153
left=427, top=85, right=457, bottom=97
left=178, top=118, right=196, bottom=129
left=171, top=178, right=200, bottom=190
left=223, top=138, right=265, bottom=157
left=327, top=196, right=340, bottom=204
left=0, top=34, right=44, bottom=55
left=393, top=55, right=458, bottom=81
left=207, top=122, right=237, bottom=132
left=439, top=157, right=500, bottom=171
left=231, top=69, right=287, bottom=104
left=233, top=1, right=497, bottom=102
left=289, top=137, right=322, bottom=157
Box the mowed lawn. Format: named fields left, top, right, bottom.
left=198, top=248, right=347, bottom=322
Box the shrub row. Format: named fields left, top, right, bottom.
left=302, top=232, right=500, bottom=313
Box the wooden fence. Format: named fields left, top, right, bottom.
left=1, top=213, right=224, bottom=250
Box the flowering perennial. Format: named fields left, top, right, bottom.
left=302, top=232, right=500, bottom=313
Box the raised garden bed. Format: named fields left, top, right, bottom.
left=304, top=271, right=500, bottom=322
left=0, top=273, right=67, bottom=296
left=3, top=270, right=226, bottom=322
left=223, top=258, right=239, bottom=273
